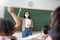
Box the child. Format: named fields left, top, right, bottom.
left=17, top=10, right=33, bottom=38
left=0, top=7, right=20, bottom=40
left=42, top=25, right=52, bottom=40
left=49, top=6, right=60, bottom=40
left=22, top=25, right=52, bottom=40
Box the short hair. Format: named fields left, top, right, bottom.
left=43, top=25, right=49, bottom=34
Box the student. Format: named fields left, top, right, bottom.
left=22, top=25, right=52, bottom=40
left=48, top=11, right=55, bottom=39
left=0, top=7, right=20, bottom=40
left=17, top=10, right=33, bottom=38
left=42, top=25, right=52, bottom=40
left=49, top=6, right=60, bottom=40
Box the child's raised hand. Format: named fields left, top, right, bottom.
left=7, top=7, right=14, bottom=13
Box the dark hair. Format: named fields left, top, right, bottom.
left=24, top=11, right=30, bottom=19
left=50, top=6, right=60, bottom=40
left=43, top=25, right=49, bottom=34
left=0, top=18, right=14, bottom=36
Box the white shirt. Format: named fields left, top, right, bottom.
left=25, top=19, right=31, bottom=28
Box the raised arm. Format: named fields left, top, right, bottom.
left=17, top=8, right=21, bottom=17
left=17, top=8, right=23, bottom=20
left=7, top=7, right=21, bottom=34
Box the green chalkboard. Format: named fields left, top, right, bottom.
left=4, top=7, right=52, bottom=31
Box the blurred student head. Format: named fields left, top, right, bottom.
left=42, top=25, right=50, bottom=34
left=50, top=6, right=60, bottom=40
left=0, top=18, right=14, bottom=36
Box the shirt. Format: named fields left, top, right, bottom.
left=25, top=19, right=31, bottom=28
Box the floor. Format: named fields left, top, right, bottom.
left=12, top=31, right=41, bottom=40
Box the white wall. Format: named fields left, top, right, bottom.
left=0, top=0, right=60, bottom=18
left=4, top=0, right=60, bottom=10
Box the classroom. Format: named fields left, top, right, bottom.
left=0, top=0, right=60, bottom=40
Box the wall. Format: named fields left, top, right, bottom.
left=0, top=0, right=60, bottom=18
left=4, top=0, right=60, bottom=10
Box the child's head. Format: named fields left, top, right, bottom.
left=42, top=25, right=50, bottom=34
left=49, top=6, right=60, bottom=40
left=50, top=6, right=60, bottom=28
left=0, top=18, right=14, bottom=36
left=24, top=11, right=30, bottom=19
